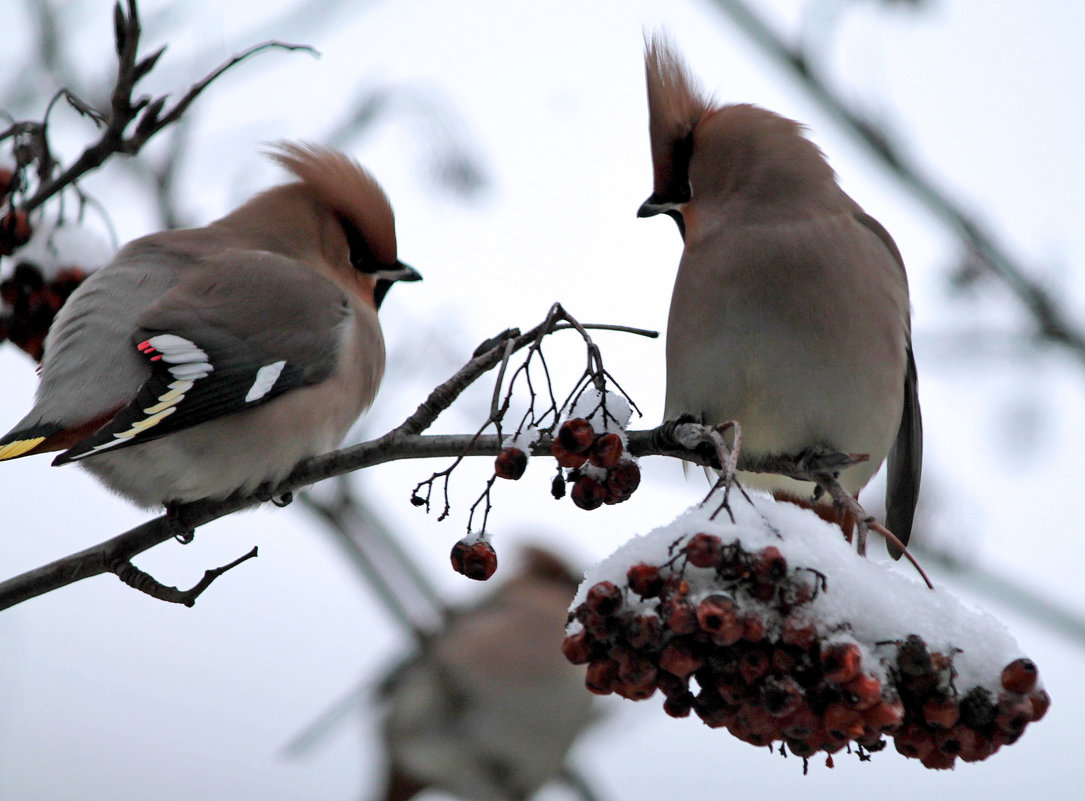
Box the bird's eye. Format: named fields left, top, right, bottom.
left=339, top=217, right=379, bottom=274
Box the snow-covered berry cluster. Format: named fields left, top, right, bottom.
left=563, top=496, right=1048, bottom=770
left=550, top=390, right=640, bottom=509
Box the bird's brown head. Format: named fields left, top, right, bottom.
left=267, top=142, right=421, bottom=308
left=640, top=37, right=841, bottom=232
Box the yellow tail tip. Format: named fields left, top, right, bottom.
left=0, top=437, right=47, bottom=460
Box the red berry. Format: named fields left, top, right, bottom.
left=750, top=546, right=788, bottom=582
left=0, top=167, right=13, bottom=196
left=570, top=476, right=606, bottom=510
left=449, top=539, right=497, bottom=581
left=604, top=459, right=641, bottom=504
left=821, top=642, right=863, bottom=684
left=626, top=562, right=663, bottom=598
left=561, top=630, right=593, bottom=664
left=558, top=418, right=595, bottom=453
left=585, top=581, right=623, bottom=616
left=1028, top=689, right=1051, bottom=722
left=494, top=446, right=528, bottom=480
left=741, top=611, right=765, bottom=642
left=662, top=598, right=699, bottom=636
left=659, top=639, right=704, bottom=679
left=589, top=432, right=623, bottom=468
left=0, top=210, right=31, bottom=255
left=738, top=647, right=770, bottom=685
left=625, top=614, right=663, bottom=650
left=894, top=722, right=935, bottom=760
left=995, top=692, right=1033, bottom=736
left=615, top=648, right=658, bottom=688
left=1000, top=657, right=1038, bottom=694
left=684, top=533, right=723, bottom=569
left=920, top=748, right=957, bottom=770
left=780, top=616, right=817, bottom=650
left=922, top=695, right=960, bottom=730
left=696, top=594, right=743, bottom=645
left=585, top=659, right=618, bottom=695
left=843, top=673, right=882, bottom=710
left=864, top=699, right=904, bottom=733
left=779, top=702, right=819, bottom=737
left=663, top=694, right=694, bottom=718
left=551, top=439, right=587, bottom=468
left=823, top=702, right=865, bottom=741
left=958, top=730, right=996, bottom=763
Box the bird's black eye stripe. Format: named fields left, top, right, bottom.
left=338, top=215, right=379, bottom=274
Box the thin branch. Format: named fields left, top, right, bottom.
left=0, top=420, right=907, bottom=611
left=111, top=546, right=258, bottom=606
left=706, top=0, right=1085, bottom=363
left=15, top=0, right=317, bottom=214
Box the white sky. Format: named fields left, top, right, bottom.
left=1, top=1, right=1084, bottom=799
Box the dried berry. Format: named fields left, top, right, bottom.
left=821, top=642, right=863, bottom=684
left=684, top=533, right=723, bottom=569
left=750, top=546, right=788, bottom=582
left=922, top=695, right=960, bottom=730
left=449, top=539, right=498, bottom=581
left=561, top=630, right=593, bottom=665
left=604, top=459, right=641, bottom=504
left=626, top=563, right=663, bottom=598
left=1000, top=657, right=1038, bottom=695
left=696, top=594, right=743, bottom=645
left=659, top=639, right=704, bottom=679
left=551, top=438, right=588, bottom=469
left=494, top=446, right=528, bottom=480
left=585, top=659, right=618, bottom=695
left=585, top=581, right=623, bottom=616
left=589, top=432, right=623, bottom=468
left=558, top=418, right=595, bottom=453
left=0, top=210, right=31, bottom=255
left=571, top=476, right=606, bottom=511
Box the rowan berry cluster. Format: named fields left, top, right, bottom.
left=549, top=417, right=640, bottom=509
left=563, top=530, right=1047, bottom=770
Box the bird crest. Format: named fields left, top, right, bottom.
left=268, top=142, right=398, bottom=265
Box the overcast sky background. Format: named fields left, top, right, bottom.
left=2, top=1, right=1084, bottom=799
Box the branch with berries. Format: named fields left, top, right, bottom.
left=0, top=302, right=908, bottom=610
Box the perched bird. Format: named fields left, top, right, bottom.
left=378, top=547, right=594, bottom=801
left=0, top=143, right=420, bottom=507
left=639, top=36, right=921, bottom=556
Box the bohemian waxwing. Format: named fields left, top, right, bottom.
left=377, top=547, right=594, bottom=801
left=0, top=143, right=420, bottom=508
left=639, top=36, right=922, bottom=557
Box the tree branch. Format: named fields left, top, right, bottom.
left=6, top=0, right=316, bottom=215
left=706, top=0, right=1085, bottom=364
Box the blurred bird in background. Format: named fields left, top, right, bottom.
left=376, top=545, right=595, bottom=801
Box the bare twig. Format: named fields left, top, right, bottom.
left=6, top=0, right=316, bottom=215
left=110, top=546, right=258, bottom=606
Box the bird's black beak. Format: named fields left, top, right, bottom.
left=638, top=195, right=687, bottom=240
left=637, top=193, right=670, bottom=219
left=380, top=260, right=422, bottom=283
left=373, top=260, right=422, bottom=308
